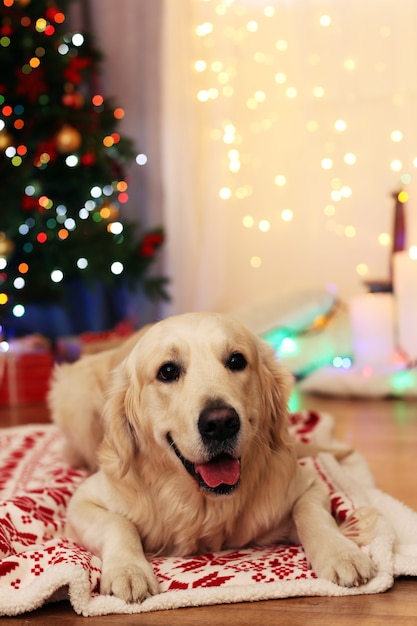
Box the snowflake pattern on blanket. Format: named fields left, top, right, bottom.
left=152, top=544, right=313, bottom=592
left=0, top=411, right=397, bottom=617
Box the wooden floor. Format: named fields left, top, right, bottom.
left=1, top=390, right=417, bottom=625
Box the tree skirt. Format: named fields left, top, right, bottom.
left=1, top=412, right=417, bottom=617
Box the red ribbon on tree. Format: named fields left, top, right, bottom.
left=64, top=57, right=91, bottom=85
left=139, top=232, right=164, bottom=257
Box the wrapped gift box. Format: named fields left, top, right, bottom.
left=55, top=320, right=134, bottom=362
left=0, top=339, right=53, bottom=406
left=80, top=320, right=134, bottom=355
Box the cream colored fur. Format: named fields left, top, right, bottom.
left=48, top=326, right=151, bottom=469
left=50, top=312, right=375, bottom=603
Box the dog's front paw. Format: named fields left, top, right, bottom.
left=100, top=560, right=160, bottom=603
left=315, top=544, right=375, bottom=588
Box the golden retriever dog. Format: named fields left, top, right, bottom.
left=49, top=312, right=375, bottom=603
left=48, top=326, right=151, bottom=469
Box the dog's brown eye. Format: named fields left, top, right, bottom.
left=157, top=362, right=181, bottom=382
left=226, top=352, right=247, bottom=372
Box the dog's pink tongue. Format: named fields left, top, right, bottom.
left=195, top=457, right=240, bottom=488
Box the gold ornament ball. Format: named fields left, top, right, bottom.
left=100, top=201, right=119, bottom=221
left=0, top=131, right=13, bottom=150
left=56, top=124, right=82, bottom=153
left=62, top=92, right=84, bottom=109
left=0, top=232, right=14, bottom=257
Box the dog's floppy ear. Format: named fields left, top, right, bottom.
left=256, top=337, right=294, bottom=450
left=98, top=358, right=141, bottom=478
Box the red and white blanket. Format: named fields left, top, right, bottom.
left=1, top=411, right=417, bottom=617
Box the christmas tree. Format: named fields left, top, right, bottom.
left=0, top=0, right=167, bottom=336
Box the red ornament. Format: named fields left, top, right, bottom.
left=139, top=232, right=164, bottom=258
left=62, top=92, right=84, bottom=109
left=1, top=25, right=13, bottom=36
left=45, top=6, right=59, bottom=21
left=34, top=138, right=57, bottom=164
left=16, top=66, right=47, bottom=103
left=80, top=152, right=96, bottom=166
left=22, top=195, right=41, bottom=211
left=64, top=57, right=91, bottom=85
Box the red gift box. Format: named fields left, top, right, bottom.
left=0, top=351, right=54, bottom=406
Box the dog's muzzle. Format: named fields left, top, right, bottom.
left=167, top=404, right=241, bottom=496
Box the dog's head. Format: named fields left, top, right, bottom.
left=100, top=312, right=294, bottom=496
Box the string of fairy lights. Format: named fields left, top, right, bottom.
left=187, top=0, right=417, bottom=379
left=191, top=0, right=417, bottom=281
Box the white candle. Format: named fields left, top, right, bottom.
left=394, top=250, right=417, bottom=361
left=348, top=293, right=396, bottom=367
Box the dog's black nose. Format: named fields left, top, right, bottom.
left=198, top=405, right=240, bottom=442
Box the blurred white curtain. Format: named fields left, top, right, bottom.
left=161, top=1, right=231, bottom=314
left=84, top=0, right=163, bottom=230
left=82, top=0, right=165, bottom=323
